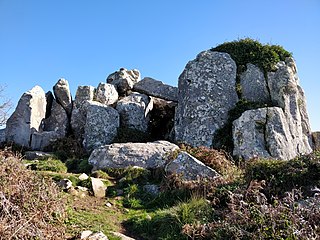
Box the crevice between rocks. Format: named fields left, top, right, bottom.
left=264, top=107, right=272, bottom=157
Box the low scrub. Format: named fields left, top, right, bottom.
left=0, top=152, right=66, bottom=239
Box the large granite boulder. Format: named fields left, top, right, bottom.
left=95, top=82, right=118, bottom=105
left=174, top=51, right=238, bottom=147
left=30, top=131, right=60, bottom=151
left=267, top=57, right=312, bottom=154
left=83, top=101, right=120, bottom=151
left=133, top=77, right=178, bottom=102
left=240, top=63, right=270, bottom=103
left=107, top=68, right=140, bottom=96
left=165, top=152, right=220, bottom=181
left=53, top=78, right=72, bottom=116
left=233, top=107, right=308, bottom=160
left=116, top=92, right=153, bottom=132
left=5, top=86, right=46, bottom=147
left=88, top=141, right=179, bottom=171
left=44, top=99, right=69, bottom=137
left=71, top=86, right=95, bottom=141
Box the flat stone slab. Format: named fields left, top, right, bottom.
left=133, top=77, right=178, bottom=102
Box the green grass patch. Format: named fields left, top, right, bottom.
left=24, top=157, right=68, bottom=173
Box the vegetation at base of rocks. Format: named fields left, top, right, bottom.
left=24, top=157, right=68, bottom=173
left=212, top=99, right=273, bottom=153
left=211, top=38, right=292, bottom=74
left=179, top=144, right=240, bottom=180
left=245, top=152, right=320, bottom=197
left=46, top=135, right=89, bottom=161
left=0, top=151, right=66, bottom=239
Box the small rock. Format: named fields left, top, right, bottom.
left=86, top=231, right=109, bottom=240
left=111, top=231, right=135, bottom=240
left=79, top=173, right=89, bottom=181
left=80, top=230, right=93, bottom=239
left=91, top=177, right=107, bottom=198
left=57, top=179, right=73, bottom=190
left=165, top=152, right=220, bottom=181
left=105, top=202, right=112, bottom=207
left=107, top=68, right=140, bottom=96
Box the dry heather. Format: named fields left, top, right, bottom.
left=0, top=150, right=66, bottom=240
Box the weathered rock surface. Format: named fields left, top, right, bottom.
left=91, top=177, right=107, bottom=198
left=88, top=141, right=179, bottom=170
left=312, top=132, right=320, bottom=150
left=267, top=58, right=312, bottom=155
left=174, top=51, right=238, bottom=147
left=116, top=92, right=153, bottom=132
left=95, top=82, right=118, bottom=105
left=75, top=85, right=95, bottom=103
left=71, top=86, right=95, bottom=141
left=83, top=101, right=119, bottom=151
left=233, top=107, right=309, bottom=160
left=44, top=99, right=69, bottom=137
left=165, top=152, right=220, bottom=181
left=6, top=86, right=46, bottom=147
left=30, top=131, right=60, bottom=151
left=240, top=63, right=270, bottom=102
left=107, top=68, right=140, bottom=95
left=53, top=78, right=72, bottom=116
left=133, top=77, right=178, bottom=102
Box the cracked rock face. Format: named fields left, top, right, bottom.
left=233, top=107, right=298, bottom=160
left=53, top=78, right=72, bottom=117
left=83, top=101, right=120, bottom=151
left=5, top=85, right=46, bottom=147
left=233, top=58, right=312, bottom=160
left=174, top=51, right=238, bottom=147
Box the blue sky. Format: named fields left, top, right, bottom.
left=0, top=0, right=319, bottom=130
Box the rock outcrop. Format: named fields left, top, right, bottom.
left=83, top=101, right=119, bottom=151
left=165, top=152, right=220, bottom=181
left=116, top=92, right=153, bottom=132
left=5, top=86, right=46, bottom=147
left=240, top=63, right=270, bottom=103
left=44, top=99, right=69, bottom=137
left=88, top=141, right=179, bottom=170
left=71, top=86, right=95, bottom=141
left=133, top=77, right=178, bottom=102
left=174, top=51, right=238, bottom=147
left=233, top=58, right=312, bottom=160
left=95, top=83, right=118, bottom=105
left=53, top=78, right=72, bottom=117
left=107, top=68, right=140, bottom=96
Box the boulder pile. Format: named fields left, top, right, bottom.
left=4, top=42, right=317, bottom=169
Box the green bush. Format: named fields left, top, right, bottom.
left=211, top=38, right=292, bottom=74
left=245, top=153, right=320, bottom=197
